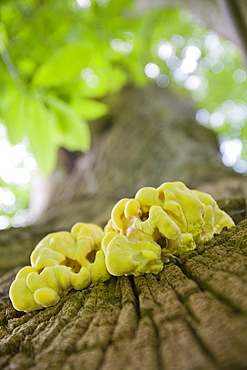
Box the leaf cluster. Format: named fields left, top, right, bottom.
left=1, top=1, right=246, bottom=173
left=0, top=0, right=247, bottom=228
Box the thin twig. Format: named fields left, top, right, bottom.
left=0, top=43, right=23, bottom=87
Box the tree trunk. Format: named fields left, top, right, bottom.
left=0, top=85, right=247, bottom=369
left=30, top=85, right=247, bottom=227
left=1, top=220, right=247, bottom=369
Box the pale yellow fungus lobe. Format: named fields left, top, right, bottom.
left=101, top=229, right=163, bottom=276
left=103, top=181, right=235, bottom=276
left=9, top=222, right=110, bottom=312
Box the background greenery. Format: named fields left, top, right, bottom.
left=0, top=0, right=247, bottom=229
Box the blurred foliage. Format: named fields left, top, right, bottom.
left=0, top=0, right=247, bottom=228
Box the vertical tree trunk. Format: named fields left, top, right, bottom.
left=31, top=85, right=246, bottom=229
left=0, top=85, right=247, bottom=369
left=0, top=219, right=247, bottom=369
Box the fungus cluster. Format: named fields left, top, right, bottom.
left=102, top=181, right=235, bottom=277
left=9, top=181, right=235, bottom=312
left=9, top=223, right=110, bottom=312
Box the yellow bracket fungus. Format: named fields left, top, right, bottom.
left=103, top=181, right=235, bottom=276
left=9, top=181, right=235, bottom=312
left=9, top=222, right=110, bottom=312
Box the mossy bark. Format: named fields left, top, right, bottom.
left=1, top=219, right=247, bottom=369
left=0, top=85, right=247, bottom=369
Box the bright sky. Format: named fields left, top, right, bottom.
left=0, top=123, right=37, bottom=229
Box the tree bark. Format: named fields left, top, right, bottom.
left=1, top=219, right=247, bottom=369
left=1, top=85, right=246, bottom=276
left=0, top=85, right=247, bottom=369
left=30, top=85, right=247, bottom=227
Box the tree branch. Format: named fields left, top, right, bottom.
left=219, top=0, right=247, bottom=64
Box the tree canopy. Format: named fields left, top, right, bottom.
left=0, top=0, right=247, bottom=228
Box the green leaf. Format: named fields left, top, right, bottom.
left=71, top=98, right=109, bottom=120
left=32, top=43, right=93, bottom=87
left=1, top=89, right=26, bottom=145
left=79, top=65, right=127, bottom=98
left=46, top=97, right=91, bottom=152
left=25, top=95, right=57, bottom=175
